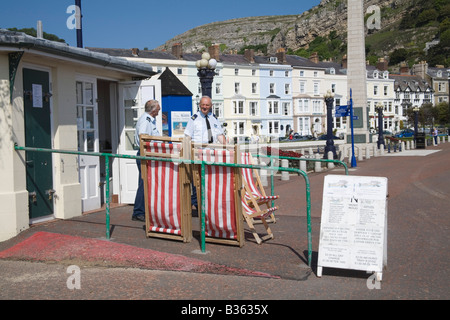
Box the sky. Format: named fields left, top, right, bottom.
left=1, top=0, right=321, bottom=50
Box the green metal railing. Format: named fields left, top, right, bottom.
left=254, top=154, right=349, bottom=207
left=15, top=144, right=322, bottom=267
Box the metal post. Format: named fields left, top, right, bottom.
left=200, top=163, right=206, bottom=253
left=75, top=0, right=83, bottom=48
left=349, top=91, right=357, bottom=167
left=197, top=68, right=215, bottom=98
left=105, top=155, right=110, bottom=240
left=324, top=92, right=337, bottom=159
left=376, top=103, right=385, bottom=150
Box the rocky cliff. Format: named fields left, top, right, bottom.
left=155, top=0, right=447, bottom=66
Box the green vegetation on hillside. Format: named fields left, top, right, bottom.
left=7, top=27, right=66, bottom=43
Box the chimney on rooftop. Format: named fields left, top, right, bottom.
left=131, top=48, right=139, bottom=57
left=276, top=48, right=286, bottom=64
left=309, top=52, right=319, bottom=64
left=400, top=62, right=410, bottom=75
left=412, top=61, right=428, bottom=79
left=376, top=57, right=388, bottom=71
left=244, top=49, right=255, bottom=63
left=172, top=43, right=183, bottom=59
left=341, top=54, right=347, bottom=69
left=208, top=44, right=220, bottom=61
left=37, top=20, right=43, bottom=39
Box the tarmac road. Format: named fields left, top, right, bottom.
left=0, top=142, right=449, bottom=304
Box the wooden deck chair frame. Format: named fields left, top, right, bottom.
left=240, top=190, right=276, bottom=244
left=240, top=152, right=278, bottom=224
left=140, top=135, right=192, bottom=242
left=191, top=142, right=244, bottom=247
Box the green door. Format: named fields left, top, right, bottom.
left=23, top=68, right=54, bottom=219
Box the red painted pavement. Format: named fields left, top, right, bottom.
left=0, top=231, right=279, bottom=279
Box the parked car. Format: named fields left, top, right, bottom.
left=394, top=129, right=415, bottom=138
left=291, top=133, right=314, bottom=141
left=318, top=134, right=340, bottom=140
left=233, top=136, right=250, bottom=144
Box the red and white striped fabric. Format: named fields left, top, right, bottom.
left=145, top=142, right=182, bottom=235
left=241, top=199, right=278, bottom=219
left=197, top=149, right=238, bottom=240
left=240, top=152, right=279, bottom=203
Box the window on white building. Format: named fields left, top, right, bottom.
left=285, top=83, right=290, bottom=94
left=297, top=99, right=309, bottom=113
left=252, top=83, right=257, bottom=94
left=249, top=102, right=258, bottom=116
left=213, top=103, right=223, bottom=118
left=283, top=102, right=290, bottom=116
left=300, top=81, right=305, bottom=94
left=233, top=121, right=245, bottom=136
left=233, top=100, right=244, bottom=114
left=234, top=82, right=240, bottom=94
left=270, top=83, right=275, bottom=94
left=298, top=117, right=310, bottom=135
left=268, top=121, right=280, bottom=134
left=268, top=100, right=279, bottom=114
left=312, top=100, right=321, bottom=113
left=314, top=82, right=319, bottom=95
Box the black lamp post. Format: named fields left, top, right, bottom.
left=196, top=52, right=217, bottom=98
left=413, top=106, right=419, bottom=142
left=324, top=90, right=337, bottom=159
left=375, top=103, right=385, bottom=149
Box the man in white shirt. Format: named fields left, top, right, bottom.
left=184, top=96, right=225, bottom=214
left=184, top=96, right=225, bottom=144
left=132, top=100, right=161, bottom=221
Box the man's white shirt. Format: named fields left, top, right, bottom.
left=135, top=112, right=160, bottom=147
left=184, top=111, right=224, bottom=144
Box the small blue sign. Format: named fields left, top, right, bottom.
left=335, top=105, right=349, bottom=117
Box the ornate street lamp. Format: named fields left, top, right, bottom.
left=324, top=90, right=337, bottom=159
left=413, top=106, right=419, bottom=142
left=375, top=102, right=385, bottom=149
left=196, top=52, right=217, bottom=98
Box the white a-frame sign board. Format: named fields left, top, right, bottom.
left=317, top=175, right=388, bottom=281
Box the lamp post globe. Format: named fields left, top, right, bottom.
left=196, top=52, right=217, bottom=99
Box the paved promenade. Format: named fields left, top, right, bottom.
left=0, top=142, right=448, bottom=303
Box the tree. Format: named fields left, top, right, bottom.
left=389, top=48, right=408, bottom=65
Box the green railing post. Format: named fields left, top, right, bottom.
left=270, top=157, right=275, bottom=208
left=200, top=163, right=206, bottom=253
left=105, top=155, right=111, bottom=240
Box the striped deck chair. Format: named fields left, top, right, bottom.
left=240, top=194, right=275, bottom=244
left=140, top=135, right=192, bottom=242
left=241, top=152, right=278, bottom=223
left=192, top=144, right=244, bottom=247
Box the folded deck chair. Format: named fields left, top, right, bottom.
left=240, top=194, right=276, bottom=244
left=192, top=145, right=244, bottom=247
left=241, top=152, right=278, bottom=223
left=140, top=135, right=192, bottom=242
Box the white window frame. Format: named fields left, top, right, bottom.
left=233, top=100, right=245, bottom=115
left=233, top=121, right=245, bottom=136
left=268, top=120, right=280, bottom=135
left=268, top=100, right=279, bottom=115
left=249, top=101, right=258, bottom=116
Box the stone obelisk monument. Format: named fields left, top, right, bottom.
left=347, top=0, right=369, bottom=143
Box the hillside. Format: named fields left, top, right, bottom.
left=155, top=0, right=450, bottom=67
